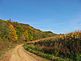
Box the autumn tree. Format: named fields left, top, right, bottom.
left=7, top=22, right=18, bottom=41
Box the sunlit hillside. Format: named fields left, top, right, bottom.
left=24, top=31, right=81, bottom=61
left=0, top=19, right=55, bottom=58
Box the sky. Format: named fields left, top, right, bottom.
left=0, top=0, right=81, bottom=34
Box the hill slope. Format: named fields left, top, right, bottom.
left=0, top=19, right=55, bottom=58
left=24, top=31, right=81, bottom=61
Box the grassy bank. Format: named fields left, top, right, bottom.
left=23, top=32, right=81, bottom=61
left=0, top=40, right=22, bottom=59
left=24, top=44, right=71, bottom=61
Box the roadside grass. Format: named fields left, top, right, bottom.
left=23, top=44, right=72, bottom=61
left=0, top=42, right=15, bottom=59
left=0, top=40, right=22, bottom=60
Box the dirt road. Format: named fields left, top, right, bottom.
left=1, top=45, right=49, bottom=61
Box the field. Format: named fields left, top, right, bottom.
left=24, top=31, right=81, bottom=61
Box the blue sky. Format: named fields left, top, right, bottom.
left=0, top=0, right=81, bottom=34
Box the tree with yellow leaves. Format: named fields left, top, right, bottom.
left=7, top=22, right=18, bottom=41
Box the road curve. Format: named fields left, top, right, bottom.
left=8, top=45, right=49, bottom=61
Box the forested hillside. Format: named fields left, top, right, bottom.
left=0, top=19, right=55, bottom=57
